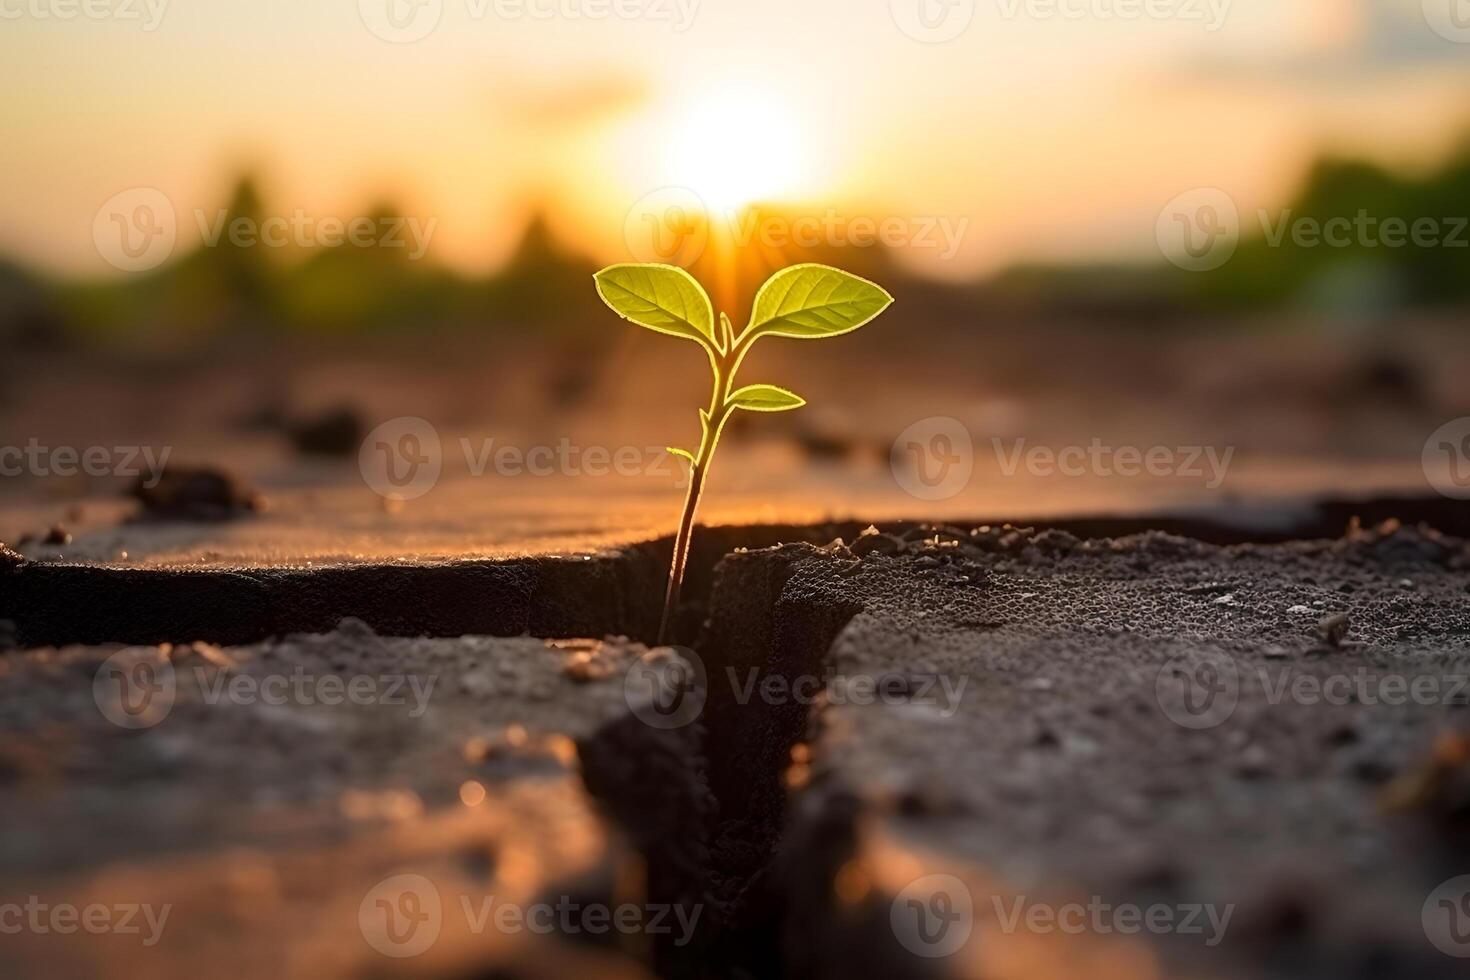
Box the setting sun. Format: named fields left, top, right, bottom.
left=666, top=83, right=810, bottom=212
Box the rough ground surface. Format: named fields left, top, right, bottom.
left=0, top=624, right=707, bottom=979
left=4, top=519, right=1470, bottom=978
left=698, top=522, right=1470, bottom=979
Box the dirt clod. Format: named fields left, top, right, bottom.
left=131, top=465, right=263, bottom=522
left=287, top=405, right=364, bottom=457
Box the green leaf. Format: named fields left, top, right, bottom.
left=730, top=384, right=806, bottom=413
left=745, top=263, right=893, bottom=341
left=666, top=446, right=695, bottom=464
left=719, top=312, right=735, bottom=353
left=594, top=264, right=715, bottom=348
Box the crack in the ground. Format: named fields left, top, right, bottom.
left=6, top=494, right=1466, bottom=979
left=8, top=494, right=1462, bottom=650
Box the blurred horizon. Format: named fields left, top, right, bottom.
left=4, top=131, right=1470, bottom=352
left=5, top=0, right=1470, bottom=289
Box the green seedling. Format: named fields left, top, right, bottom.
left=593, top=262, right=894, bottom=643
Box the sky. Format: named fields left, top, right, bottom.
left=2, top=0, right=1469, bottom=280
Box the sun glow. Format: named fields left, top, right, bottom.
left=667, top=83, right=810, bottom=213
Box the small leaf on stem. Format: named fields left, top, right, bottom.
left=730, top=383, right=806, bottom=413
left=719, top=312, right=735, bottom=353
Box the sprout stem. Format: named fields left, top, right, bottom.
left=658, top=459, right=705, bottom=645
left=657, top=329, right=745, bottom=645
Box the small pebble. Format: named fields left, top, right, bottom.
left=1318, top=613, right=1350, bottom=647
